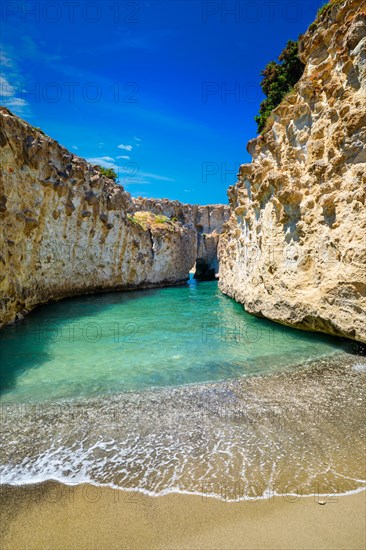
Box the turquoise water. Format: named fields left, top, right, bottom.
left=1, top=280, right=365, bottom=498
left=0, top=279, right=353, bottom=402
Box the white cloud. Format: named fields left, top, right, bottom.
left=134, top=137, right=142, bottom=141
left=0, top=51, right=13, bottom=68
left=123, top=181, right=151, bottom=185
left=117, top=155, right=130, bottom=160
left=2, top=97, right=28, bottom=108
left=18, top=36, right=61, bottom=64
left=85, top=158, right=174, bottom=189
left=118, top=144, right=133, bottom=151
left=120, top=169, right=174, bottom=186
left=0, top=76, right=15, bottom=97
left=72, top=145, right=79, bottom=150
left=0, top=50, right=30, bottom=116
left=86, top=157, right=116, bottom=169
left=138, top=171, right=175, bottom=182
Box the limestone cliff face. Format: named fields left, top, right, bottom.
left=131, top=197, right=229, bottom=234
left=132, top=198, right=230, bottom=279
left=219, top=0, right=366, bottom=343
left=0, top=108, right=198, bottom=326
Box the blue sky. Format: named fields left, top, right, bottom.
left=1, top=1, right=325, bottom=204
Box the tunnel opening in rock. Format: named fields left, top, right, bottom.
left=193, top=258, right=217, bottom=280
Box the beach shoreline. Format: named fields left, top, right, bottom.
left=1, top=482, right=365, bottom=550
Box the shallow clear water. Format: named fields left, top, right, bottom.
left=0, top=279, right=354, bottom=402
left=1, top=280, right=365, bottom=500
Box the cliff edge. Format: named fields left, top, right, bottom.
left=219, top=0, right=366, bottom=342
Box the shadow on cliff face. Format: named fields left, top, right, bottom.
left=0, top=288, right=163, bottom=398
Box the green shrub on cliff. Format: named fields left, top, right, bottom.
left=317, top=2, right=331, bottom=18
left=98, top=166, right=117, bottom=181
left=255, top=40, right=305, bottom=134
left=33, top=126, right=46, bottom=136
left=317, top=0, right=337, bottom=18
left=155, top=215, right=171, bottom=224
left=308, top=1, right=345, bottom=34
left=127, top=211, right=177, bottom=231
left=316, top=0, right=344, bottom=22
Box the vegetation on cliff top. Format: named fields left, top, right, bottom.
left=317, top=1, right=333, bottom=18
left=98, top=166, right=117, bottom=181
left=317, top=0, right=345, bottom=18
left=254, top=1, right=345, bottom=133
left=127, top=211, right=179, bottom=231
left=255, top=40, right=305, bottom=134
left=308, top=0, right=345, bottom=32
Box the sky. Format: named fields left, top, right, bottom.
left=1, top=0, right=325, bottom=204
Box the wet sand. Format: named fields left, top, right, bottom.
left=1, top=482, right=365, bottom=550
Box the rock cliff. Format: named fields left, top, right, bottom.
left=0, top=108, right=201, bottom=326
left=219, top=0, right=366, bottom=343
left=131, top=198, right=230, bottom=279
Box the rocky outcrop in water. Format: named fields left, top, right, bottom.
left=132, top=198, right=230, bottom=279
left=219, top=0, right=366, bottom=343
left=0, top=108, right=202, bottom=326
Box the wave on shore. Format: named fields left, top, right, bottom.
left=1, top=355, right=365, bottom=501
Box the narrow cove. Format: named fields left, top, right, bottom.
left=1, top=280, right=365, bottom=500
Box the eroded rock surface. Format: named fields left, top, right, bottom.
left=219, top=0, right=366, bottom=342
left=132, top=198, right=230, bottom=279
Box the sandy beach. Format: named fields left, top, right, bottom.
left=1, top=482, right=365, bottom=550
